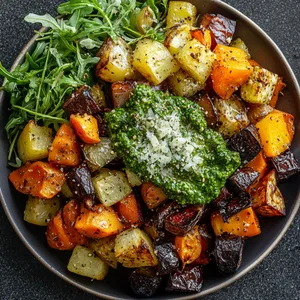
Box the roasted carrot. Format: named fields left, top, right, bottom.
left=48, top=123, right=81, bottom=167
left=269, top=77, right=286, bottom=108
left=248, top=59, right=261, bottom=67
left=8, top=163, right=30, bottom=194
left=191, top=29, right=212, bottom=48
left=141, top=182, right=168, bottom=209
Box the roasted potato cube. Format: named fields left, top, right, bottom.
left=166, top=1, right=197, bottom=28
left=92, top=169, right=132, bottom=206
left=176, top=39, right=215, bottom=86
left=141, top=182, right=167, bottom=209
left=83, top=138, right=117, bottom=172
left=164, top=24, right=192, bottom=56
left=241, top=66, right=279, bottom=104
left=196, top=93, right=219, bottom=128
left=96, top=37, right=135, bottom=83
left=230, top=38, right=251, bottom=59
left=90, top=84, right=107, bottom=108
left=114, top=228, right=158, bottom=268
left=227, top=125, right=262, bottom=164
left=247, top=104, right=273, bottom=125
left=214, top=95, right=249, bottom=138
left=252, top=170, right=286, bottom=216
left=87, top=236, right=118, bottom=269
left=125, top=169, right=142, bottom=187
left=24, top=196, right=61, bottom=226
left=168, top=69, right=203, bottom=97
left=17, top=120, right=52, bottom=163
left=271, top=150, right=300, bottom=182
left=137, top=6, right=156, bottom=34
left=133, top=39, right=180, bottom=85
left=60, top=182, right=73, bottom=199
left=67, top=245, right=109, bottom=280
left=111, top=81, right=136, bottom=108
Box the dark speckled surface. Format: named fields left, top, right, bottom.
left=0, top=0, right=300, bottom=299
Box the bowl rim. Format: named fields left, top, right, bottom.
left=1, top=0, right=300, bottom=299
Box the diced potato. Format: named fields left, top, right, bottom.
left=60, top=182, right=73, bottom=199
left=96, top=37, right=135, bottom=83
left=24, top=196, right=61, bottom=226
left=114, top=228, right=158, bottom=268
left=133, top=39, right=180, bottom=85
left=67, top=245, right=109, bottom=280
left=125, top=169, right=142, bottom=187
left=137, top=6, right=156, bottom=34
left=17, top=120, right=52, bottom=163
left=241, top=66, right=279, bottom=104
left=176, top=39, right=215, bottom=86
left=230, top=38, right=251, bottom=59
left=141, top=182, right=168, bottom=209
left=90, top=84, right=107, bottom=108
left=214, top=96, right=250, bottom=138
left=92, top=168, right=132, bottom=206
left=168, top=69, right=203, bottom=97
left=87, top=236, right=118, bottom=269
left=164, top=24, right=192, bottom=56
left=83, top=138, right=117, bottom=172
left=166, top=1, right=197, bottom=28
left=252, top=170, right=286, bottom=217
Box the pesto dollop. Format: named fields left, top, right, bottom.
left=105, top=85, right=241, bottom=205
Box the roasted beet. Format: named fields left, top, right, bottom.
left=63, top=85, right=101, bottom=115
left=225, top=194, right=251, bottom=219
left=201, top=14, right=236, bottom=49
left=166, top=265, right=203, bottom=292
left=227, top=167, right=260, bottom=195
left=271, top=150, right=300, bottom=182
left=94, top=114, right=109, bottom=137
left=213, top=187, right=232, bottom=217
left=155, top=242, right=180, bottom=275
left=196, top=92, right=219, bottom=128
left=227, top=125, right=262, bottom=164
left=165, top=205, right=204, bottom=236
left=66, top=163, right=95, bottom=208
left=129, top=267, right=163, bottom=297
left=214, top=234, right=244, bottom=274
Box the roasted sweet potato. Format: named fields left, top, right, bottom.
left=252, top=170, right=286, bottom=217
left=114, top=193, right=144, bottom=227
left=63, top=85, right=101, bottom=115
left=211, top=45, right=253, bottom=99
left=48, top=124, right=81, bottom=167
left=246, top=151, right=269, bottom=185
left=269, top=77, right=286, bottom=107
left=214, top=234, right=244, bottom=274
left=256, top=110, right=294, bottom=157
left=141, top=182, right=168, bottom=209
left=247, top=104, right=273, bottom=125
left=191, top=28, right=212, bottom=48
left=227, top=125, right=262, bottom=164
left=196, top=93, right=219, bottom=128
left=46, top=210, right=75, bottom=250
left=155, top=242, right=180, bottom=275
left=75, top=204, right=123, bottom=238
left=175, top=226, right=201, bottom=267
left=211, top=207, right=261, bottom=237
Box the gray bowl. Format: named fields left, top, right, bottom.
left=0, top=0, right=299, bottom=299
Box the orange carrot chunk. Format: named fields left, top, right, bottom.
left=269, top=77, right=286, bottom=108
left=141, top=182, right=168, bottom=209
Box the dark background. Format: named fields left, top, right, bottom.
left=0, top=0, right=299, bottom=299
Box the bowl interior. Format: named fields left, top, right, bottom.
left=0, top=0, right=300, bottom=299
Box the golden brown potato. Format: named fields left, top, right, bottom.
left=230, top=38, right=251, bottom=59
left=137, top=6, right=156, bottom=34
left=196, top=93, right=219, bottom=128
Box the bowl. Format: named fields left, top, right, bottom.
left=0, top=0, right=300, bottom=299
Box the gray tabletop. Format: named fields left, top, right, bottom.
left=0, top=0, right=300, bottom=299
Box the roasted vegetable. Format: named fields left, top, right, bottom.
left=75, top=204, right=123, bottom=238
left=214, top=234, right=244, bottom=274
left=111, top=81, right=137, bottom=108
left=201, top=14, right=236, bottom=49
left=211, top=44, right=253, bottom=99
left=114, top=228, right=158, bottom=268
left=24, top=196, right=61, bottom=226
left=256, top=110, right=294, bottom=157
left=125, top=169, right=142, bottom=187
left=63, top=85, right=101, bottom=116
left=70, top=113, right=100, bottom=144
left=165, top=205, right=204, bottom=236
left=176, top=39, right=215, bottom=86
left=137, top=6, right=156, bottom=34
left=155, top=242, right=180, bottom=275
left=166, top=265, right=203, bottom=292
left=227, top=125, right=262, bottom=164
left=230, top=38, right=251, bottom=59
left=141, top=182, right=168, bottom=209
left=60, top=182, right=73, bottom=199
left=164, top=24, right=192, bottom=56
left=17, top=121, right=52, bottom=163
left=224, top=194, right=252, bottom=219
left=166, top=1, right=197, bottom=28
left=247, top=104, right=273, bottom=125
left=269, top=77, right=286, bottom=107
left=193, top=224, right=213, bottom=265
left=214, top=95, right=249, bottom=138
left=87, top=236, right=118, bottom=269
left=175, top=225, right=202, bottom=267
left=133, top=39, right=180, bottom=85
left=92, top=168, right=132, bottom=207
left=90, top=84, right=107, bottom=108
left=246, top=151, right=269, bottom=185
left=252, top=170, right=286, bottom=217
left=271, top=150, right=300, bottom=182
left=48, top=124, right=81, bottom=167
left=196, top=93, right=219, bottom=128
left=9, top=161, right=65, bottom=199
left=96, top=37, right=135, bottom=83
left=212, top=187, right=232, bottom=220
left=241, top=66, right=279, bottom=105
left=129, top=267, right=163, bottom=297
left=191, top=28, right=212, bottom=48
left=67, top=245, right=109, bottom=280
left=211, top=207, right=261, bottom=237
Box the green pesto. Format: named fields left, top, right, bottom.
left=105, top=85, right=241, bottom=205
